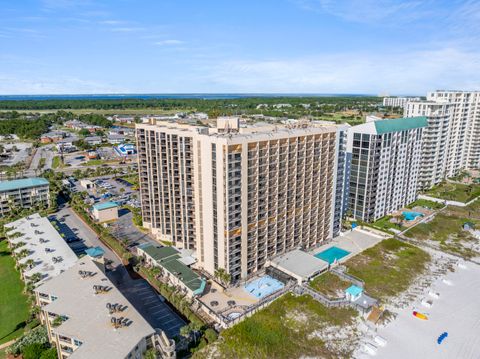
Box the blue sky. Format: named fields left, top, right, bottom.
left=1, top=0, right=479, bottom=95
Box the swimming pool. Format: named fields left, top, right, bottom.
left=315, top=246, right=351, bottom=264
left=244, top=275, right=284, bottom=299
left=402, top=211, right=424, bottom=221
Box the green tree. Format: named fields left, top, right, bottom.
left=142, top=348, right=158, bottom=359
left=79, top=129, right=91, bottom=137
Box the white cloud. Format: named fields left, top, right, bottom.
left=155, top=39, right=185, bottom=46
left=201, top=47, right=480, bottom=94
left=293, top=0, right=437, bottom=24
left=109, top=27, right=145, bottom=33
left=0, top=75, right=126, bottom=95
left=98, top=20, right=125, bottom=25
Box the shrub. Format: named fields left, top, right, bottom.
left=40, top=348, right=58, bottom=359
left=204, top=328, right=218, bottom=343
left=22, top=343, right=46, bottom=359
left=7, top=326, right=49, bottom=355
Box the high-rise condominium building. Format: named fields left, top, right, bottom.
left=405, top=90, right=480, bottom=188
left=136, top=118, right=345, bottom=281
left=347, top=117, right=427, bottom=222
left=383, top=97, right=421, bottom=108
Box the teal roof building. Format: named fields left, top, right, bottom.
left=0, top=177, right=50, bottom=217
left=0, top=177, right=49, bottom=192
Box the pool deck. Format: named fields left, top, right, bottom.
left=310, top=228, right=388, bottom=265
left=392, top=206, right=435, bottom=228
left=199, top=280, right=260, bottom=316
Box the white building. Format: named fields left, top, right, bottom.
left=347, top=116, right=427, bottom=222
left=383, top=97, right=421, bottom=108
left=5, top=213, right=78, bottom=285
left=405, top=90, right=480, bottom=188
left=34, top=255, right=175, bottom=359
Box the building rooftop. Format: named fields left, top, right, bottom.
left=35, top=256, right=155, bottom=359
left=5, top=213, right=78, bottom=284
left=374, top=116, right=428, bottom=134
left=84, top=136, right=102, bottom=142
left=351, top=116, right=428, bottom=135
left=84, top=246, right=105, bottom=258
left=0, top=177, right=49, bottom=192
left=138, top=118, right=339, bottom=142
left=139, top=244, right=205, bottom=293
left=268, top=248, right=328, bottom=280
left=92, top=201, right=118, bottom=211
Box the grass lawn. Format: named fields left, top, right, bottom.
left=203, top=293, right=358, bottom=359
left=51, top=156, right=65, bottom=169
left=0, top=240, right=30, bottom=345
left=309, top=272, right=351, bottom=299
left=406, top=198, right=444, bottom=210
left=405, top=204, right=480, bottom=258
left=425, top=181, right=480, bottom=203
left=345, top=238, right=430, bottom=300
left=372, top=215, right=404, bottom=233
left=81, top=159, right=117, bottom=166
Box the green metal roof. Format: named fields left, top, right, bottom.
left=141, top=244, right=205, bottom=293
left=142, top=245, right=179, bottom=261
left=92, top=201, right=118, bottom=211
left=0, top=177, right=49, bottom=192
left=374, top=116, right=428, bottom=134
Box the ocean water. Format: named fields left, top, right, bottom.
left=0, top=93, right=372, bottom=101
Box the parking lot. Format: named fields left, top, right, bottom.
left=117, top=280, right=185, bottom=338
left=76, top=176, right=140, bottom=208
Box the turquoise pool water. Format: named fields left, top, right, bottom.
left=244, top=275, right=284, bottom=299
left=315, top=246, right=351, bottom=264
left=402, top=211, right=424, bottom=221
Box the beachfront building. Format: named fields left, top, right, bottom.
left=34, top=255, right=175, bottom=359
left=136, top=118, right=344, bottom=282
left=0, top=177, right=50, bottom=216
left=347, top=117, right=427, bottom=222
left=91, top=201, right=119, bottom=223
left=5, top=213, right=78, bottom=285
left=383, top=97, right=421, bottom=108
left=405, top=90, right=480, bottom=188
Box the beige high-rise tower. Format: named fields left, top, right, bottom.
left=136, top=118, right=344, bottom=282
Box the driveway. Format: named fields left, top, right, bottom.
left=110, top=209, right=156, bottom=248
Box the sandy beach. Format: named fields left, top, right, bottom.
left=358, top=259, right=480, bottom=358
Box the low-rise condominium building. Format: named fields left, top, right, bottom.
left=34, top=255, right=175, bottom=359
left=5, top=213, right=78, bottom=285
left=0, top=177, right=50, bottom=216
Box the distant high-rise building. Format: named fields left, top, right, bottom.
left=347, top=117, right=427, bottom=222
left=405, top=90, right=480, bottom=188
left=383, top=97, right=421, bottom=108
left=136, top=118, right=345, bottom=281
